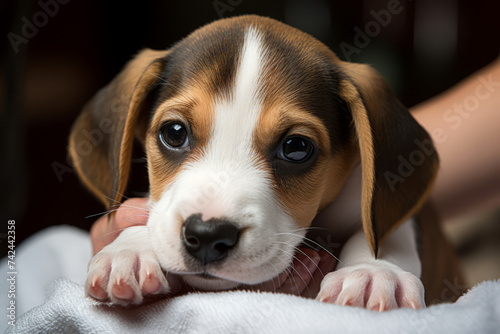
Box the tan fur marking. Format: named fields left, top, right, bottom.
left=146, top=138, right=180, bottom=202
left=69, top=112, right=111, bottom=205
left=338, top=79, right=377, bottom=253
left=116, top=60, right=166, bottom=204
left=318, top=145, right=359, bottom=210
left=147, top=85, right=215, bottom=202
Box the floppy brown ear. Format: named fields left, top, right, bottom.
left=339, top=62, right=439, bottom=256
left=69, top=49, right=169, bottom=207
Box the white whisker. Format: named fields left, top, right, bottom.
left=274, top=231, right=343, bottom=265
left=97, top=227, right=129, bottom=241
left=84, top=208, right=119, bottom=219
left=275, top=241, right=324, bottom=279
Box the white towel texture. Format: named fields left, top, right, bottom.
left=2, top=225, right=499, bottom=334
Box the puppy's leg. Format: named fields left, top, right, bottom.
left=316, top=219, right=425, bottom=311
left=86, top=226, right=171, bottom=306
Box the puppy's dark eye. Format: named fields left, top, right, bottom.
left=159, top=122, right=188, bottom=148
left=280, top=136, right=313, bottom=162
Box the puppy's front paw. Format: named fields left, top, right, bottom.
left=316, top=261, right=425, bottom=311
left=85, top=249, right=170, bottom=306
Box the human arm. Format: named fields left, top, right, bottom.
left=411, top=58, right=500, bottom=220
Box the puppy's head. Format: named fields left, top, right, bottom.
left=70, top=15, right=438, bottom=289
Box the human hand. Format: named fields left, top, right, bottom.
left=90, top=197, right=150, bottom=255
left=242, top=248, right=337, bottom=298
left=89, top=197, right=338, bottom=299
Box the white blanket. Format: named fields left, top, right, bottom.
left=2, top=226, right=499, bottom=334
left=5, top=279, right=500, bottom=334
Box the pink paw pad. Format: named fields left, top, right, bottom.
left=141, top=273, right=162, bottom=294
left=111, top=279, right=136, bottom=301
left=88, top=279, right=108, bottom=301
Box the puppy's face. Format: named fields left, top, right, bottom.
left=70, top=16, right=438, bottom=291
left=145, top=25, right=356, bottom=289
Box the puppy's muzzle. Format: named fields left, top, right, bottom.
left=182, top=214, right=240, bottom=266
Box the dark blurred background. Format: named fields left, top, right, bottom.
left=1, top=0, right=499, bottom=283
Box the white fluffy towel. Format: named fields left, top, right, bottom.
left=5, top=279, right=500, bottom=334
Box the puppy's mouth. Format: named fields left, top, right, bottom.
left=151, top=217, right=306, bottom=290
left=181, top=271, right=241, bottom=290
left=172, top=234, right=305, bottom=289
left=194, top=272, right=220, bottom=280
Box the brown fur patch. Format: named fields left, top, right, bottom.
left=69, top=49, right=169, bottom=207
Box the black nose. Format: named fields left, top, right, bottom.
left=182, top=214, right=240, bottom=266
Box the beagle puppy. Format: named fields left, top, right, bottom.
left=69, top=15, right=439, bottom=310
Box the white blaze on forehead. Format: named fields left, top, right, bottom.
left=211, top=26, right=265, bottom=155
left=191, top=26, right=268, bottom=220
left=233, top=26, right=265, bottom=122
left=152, top=27, right=270, bottom=223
